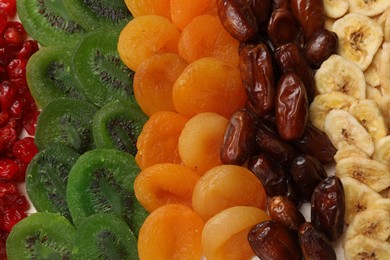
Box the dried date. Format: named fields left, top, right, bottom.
left=304, top=28, right=338, bottom=69
left=248, top=220, right=302, bottom=260
left=275, top=73, right=308, bottom=141
left=268, top=196, right=305, bottom=231
left=291, top=0, right=325, bottom=41
left=239, top=43, right=275, bottom=115
left=311, top=176, right=345, bottom=241
left=247, top=0, right=272, bottom=31
left=272, top=0, right=290, bottom=11
left=220, top=109, right=256, bottom=165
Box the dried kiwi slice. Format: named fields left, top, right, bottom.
left=26, top=143, right=80, bottom=222
left=34, top=98, right=98, bottom=154
left=26, top=46, right=87, bottom=108
left=71, top=31, right=135, bottom=108
left=66, top=149, right=146, bottom=234
left=6, top=212, right=77, bottom=259
left=92, top=100, right=148, bottom=156
left=17, top=0, right=86, bottom=47
left=71, top=213, right=139, bottom=259
left=63, top=0, right=132, bottom=32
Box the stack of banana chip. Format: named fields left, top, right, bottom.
left=312, top=1, right=390, bottom=258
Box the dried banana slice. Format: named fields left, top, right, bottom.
left=349, top=0, right=390, bottom=17
left=314, top=54, right=366, bottom=99
left=332, top=13, right=383, bottom=71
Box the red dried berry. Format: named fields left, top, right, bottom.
left=2, top=207, right=26, bottom=232
left=0, top=126, right=17, bottom=151
left=0, top=16, right=7, bottom=35
left=0, top=158, right=19, bottom=181
left=3, top=22, right=27, bottom=48
left=23, top=110, right=39, bottom=135
left=0, top=0, right=17, bottom=18
left=13, top=159, right=27, bottom=182
left=0, top=182, right=17, bottom=197
left=6, top=58, right=27, bottom=80
left=3, top=193, right=28, bottom=211
left=17, top=40, right=39, bottom=60
left=12, top=137, right=38, bottom=163
left=0, top=80, right=17, bottom=110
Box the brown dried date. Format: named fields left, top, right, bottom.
left=275, top=73, right=308, bottom=141
left=298, top=222, right=336, bottom=260
left=248, top=153, right=300, bottom=204
left=274, top=43, right=315, bottom=102
left=216, top=0, right=258, bottom=43
left=248, top=220, right=302, bottom=260
left=272, top=0, right=290, bottom=11
left=291, top=0, right=325, bottom=41
left=220, top=109, right=256, bottom=165
left=267, top=9, right=304, bottom=49
left=304, top=28, right=338, bottom=69
left=247, top=0, right=272, bottom=31
left=311, top=176, right=345, bottom=241
left=239, top=43, right=275, bottom=115
left=290, top=154, right=327, bottom=201
left=268, top=196, right=305, bottom=231
left=292, top=123, right=337, bottom=164
left=254, top=120, right=300, bottom=165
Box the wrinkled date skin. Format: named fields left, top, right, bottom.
left=217, top=0, right=258, bottom=42
left=290, top=154, right=327, bottom=201
left=239, top=43, right=275, bottom=115
left=268, top=195, right=306, bottom=231
left=292, top=123, right=337, bottom=164
left=304, top=28, right=338, bottom=69
left=272, top=0, right=290, bottom=11
left=220, top=109, right=256, bottom=165
left=274, top=43, right=315, bottom=102
left=291, top=0, right=325, bottom=41
left=299, top=222, right=337, bottom=260
left=248, top=220, right=302, bottom=260
left=254, top=120, right=300, bottom=165
left=247, top=0, right=272, bottom=31
left=275, top=73, right=308, bottom=141
left=311, top=176, right=345, bottom=241
left=267, top=9, right=304, bottom=49
left=248, top=153, right=300, bottom=204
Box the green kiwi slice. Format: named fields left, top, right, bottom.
left=71, top=213, right=139, bottom=259
left=71, top=31, right=135, bottom=108
left=63, top=0, right=132, bottom=32
left=92, top=100, right=148, bottom=156
left=17, top=0, right=86, bottom=47
left=6, top=212, right=77, bottom=259
left=26, top=46, right=87, bottom=108
left=34, top=98, right=98, bottom=154
left=26, top=143, right=80, bottom=222
left=66, top=149, right=145, bottom=234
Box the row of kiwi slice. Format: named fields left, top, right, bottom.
left=11, top=1, right=149, bottom=258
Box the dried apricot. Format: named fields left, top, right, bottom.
left=172, top=57, right=247, bottom=118
left=178, top=112, right=228, bottom=175
left=118, top=15, right=180, bottom=71
left=192, top=165, right=267, bottom=220
left=202, top=206, right=270, bottom=260
left=134, top=163, right=200, bottom=212
left=124, top=0, right=171, bottom=20
left=170, top=0, right=217, bottom=30
left=135, top=111, right=188, bottom=170
left=133, top=53, right=188, bottom=116
left=178, top=15, right=239, bottom=66
left=138, top=204, right=204, bottom=260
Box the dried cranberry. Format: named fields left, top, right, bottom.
left=0, top=126, right=17, bottom=151
left=0, top=158, right=19, bottom=181
left=13, top=159, right=27, bottom=181
left=2, top=208, right=26, bottom=232
left=12, top=137, right=38, bottom=163
left=6, top=58, right=27, bottom=80
left=3, top=193, right=28, bottom=211
left=23, top=110, right=39, bottom=135
left=3, top=22, right=26, bottom=49
left=0, top=80, right=17, bottom=110
left=0, top=182, right=17, bottom=197
left=18, top=40, right=39, bottom=60
left=0, top=0, right=17, bottom=18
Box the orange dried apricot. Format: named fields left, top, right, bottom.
left=192, top=165, right=267, bottom=220
left=118, top=15, right=180, bottom=71
left=178, top=112, right=228, bottom=175
left=124, top=0, right=171, bottom=21
left=135, top=111, right=188, bottom=170
left=134, top=163, right=200, bottom=212
left=133, top=53, right=188, bottom=116
left=138, top=204, right=204, bottom=260
left=170, top=0, right=217, bottom=31
left=202, top=206, right=271, bottom=260
left=178, top=15, right=239, bottom=66
left=172, top=57, right=247, bottom=118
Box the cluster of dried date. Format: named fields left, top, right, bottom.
left=216, top=0, right=345, bottom=259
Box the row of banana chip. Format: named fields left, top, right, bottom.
left=313, top=0, right=390, bottom=258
